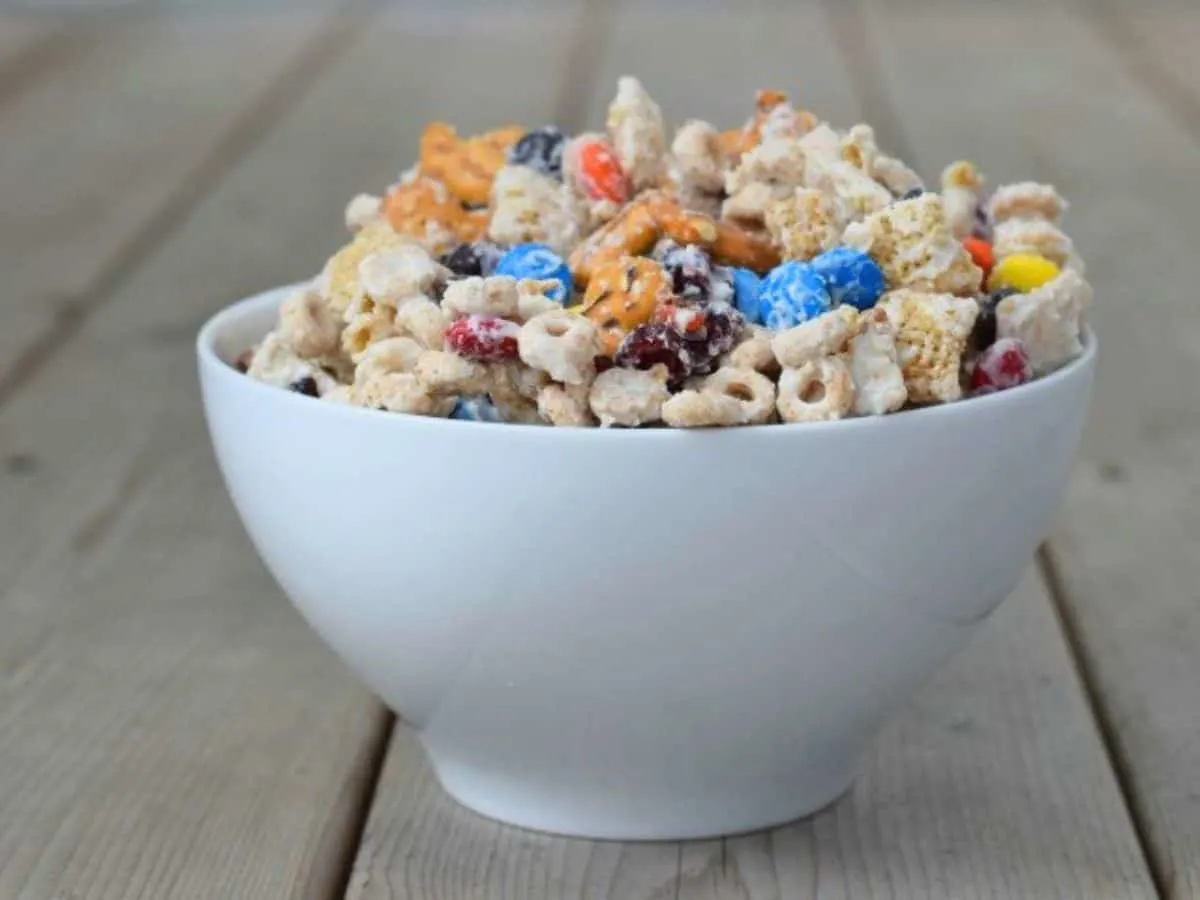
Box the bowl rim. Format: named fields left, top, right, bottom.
left=197, top=282, right=1097, bottom=439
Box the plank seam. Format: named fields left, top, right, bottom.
left=1037, top=543, right=1170, bottom=900
left=0, top=0, right=382, bottom=413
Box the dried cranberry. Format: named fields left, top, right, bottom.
left=287, top=376, right=319, bottom=397
left=614, top=323, right=690, bottom=389
left=655, top=239, right=713, bottom=303
left=445, top=315, right=520, bottom=361
left=972, top=288, right=1016, bottom=352
left=970, top=338, right=1032, bottom=395
left=441, top=241, right=503, bottom=279
left=594, top=355, right=615, bottom=375
left=684, top=304, right=743, bottom=376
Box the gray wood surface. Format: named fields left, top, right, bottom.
left=853, top=0, right=1200, bottom=895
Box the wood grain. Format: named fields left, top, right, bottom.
left=854, top=0, right=1200, bottom=895
left=0, top=3, right=587, bottom=898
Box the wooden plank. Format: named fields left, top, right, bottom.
left=347, top=576, right=1157, bottom=900
left=853, top=0, right=1200, bottom=896
left=0, top=2, right=586, bottom=898
left=345, top=3, right=1156, bottom=897
left=0, top=5, right=352, bottom=394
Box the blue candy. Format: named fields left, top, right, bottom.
left=757, top=261, right=833, bottom=330
left=810, top=247, right=886, bottom=311
left=451, top=396, right=503, bottom=423
left=493, top=243, right=572, bottom=303
left=730, top=268, right=762, bottom=324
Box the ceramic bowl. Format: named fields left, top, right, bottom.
left=198, top=284, right=1096, bottom=840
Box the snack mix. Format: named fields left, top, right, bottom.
left=242, top=76, right=1092, bottom=428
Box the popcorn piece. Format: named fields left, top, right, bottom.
left=319, top=222, right=413, bottom=315
left=247, top=332, right=342, bottom=395
left=842, top=194, right=983, bottom=295
left=723, top=138, right=807, bottom=227
left=664, top=366, right=776, bottom=427
left=671, top=119, right=726, bottom=194
left=357, top=245, right=447, bottom=308
left=726, top=325, right=780, bottom=377
left=516, top=279, right=564, bottom=322
left=776, top=357, right=855, bottom=423
left=394, top=294, right=449, bottom=349
left=518, top=309, right=600, bottom=385
left=277, top=283, right=341, bottom=360
left=322, top=385, right=354, bottom=405
left=803, top=153, right=893, bottom=224
left=342, top=308, right=399, bottom=361
left=487, top=361, right=549, bottom=424
left=879, top=289, right=978, bottom=403
left=996, top=269, right=1091, bottom=375
left=766, top=187, right=844, bottom=262
left=987, top=181, right=1067, bottom=224
left=992, top=218, right=1083, bottom=272
left=940, top=161, right=985, bottom=239
left=352, top=371, right=455, bottom=416
left=441, top=276, right=521, bottom=320
left=537, top=382, right=596, bottom=427
left=345, top=193, right=383, bottom=233
left=589, top=365, right=670, bottom=427
left=798, top=123, right=842, bottom=161
left=771, top=306, right=860, bottom=368
left=606, top=76, right=667, bottom=192
left=848, top=309, right=907, bottom=415
left=841, top=124, right=924, bottom=197
left=489, top=165, right=587, bottom=256
left=414, top=350, right=491, bottom=397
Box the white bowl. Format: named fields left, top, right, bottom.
left=198, top=285, right=1096, bottom=840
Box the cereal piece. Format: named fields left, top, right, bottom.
left=848, top=309, right=907, bottom=415
left=318, top=222, right=413, bottom=315
left=705, top=366, right=777, bottom=424
left=444, top=314, right=521, bottom=361
left=776, top=357, right=855, bottom=423
left=758, top=261, right=833, bottom=330
left=803, top=152, right=893, bottom=223
left=494, top=244, right=572, bottom=303
left=419, top=121, right=524, bottom=208
left=987, top=252, right=1060, bottom=294
left=414, top=349, right=491, bottom=397
left=358, top=245, right=448, bottom=307
left=879, top=289, right=978, bottom=404
left=277, top=283, right=341, bottom=359
left=247, top=332, right=342, bottom=395
left=345, top=193, right=383, bottom=233
left=770, top=305, right=860, bottom=368
left=727, top=325, right=780, bottom=377
left=841, top=124, right=924, bottom=197
left=518, top=308, right=600, bottom=385
left=579, top=255, right=672, bottom=355
left=810, top=247, right=886, bottom=310
left=722, top=138, right=807, bottom=227
left=322, top=385, right=354, bottom=405
left=567, top=193, right=662, bottom=287
left=661, top=390, right=745, bottom=428
left=488, top=164, right=587, bottom=256
left=588, top=364, right=670, bottom=427
left=996, top=269, right=1091, bottom=375
left=382, top=176, right=476, bottom=256
left=516, top=279, right=564, bottom=322
left=354, top=336, right=425, bottom=381
left=992, top=218, right=1083, bottom=272
left=441, top=276, right=521, bottom=320
left=394, top=294, right=449, bottom=349
left=606, top=76, right=667, bottom=192
left=537, top=382, right=596, bottom=427
left=671, top=119, right=726, bottom=194
left=969, top=337, right=1033, bottom=394
left=508, top=126, right=567, bottom=180
left=353, top=371, right=455, bottom=416
left=841, top=194, right=983, bottom=296
left=987, top=181, right=1067, bottom=224
left=489, top=359, right=551, bottom=403
left=342, top=308, right=399, bottom=361
left=941, top=161, right=985, bottom=239
left=765, top=187, right=844, bottom=262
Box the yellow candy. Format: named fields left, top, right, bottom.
left=987, top=253, right=1059, bottom=294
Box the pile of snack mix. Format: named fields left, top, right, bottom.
left=242, top=77, right=1091, bottom=428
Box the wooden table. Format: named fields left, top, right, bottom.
left=1, top=0, right=1197, bottom=896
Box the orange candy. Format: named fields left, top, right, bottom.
left=575, top=138, right=631, bottom=205
left=962, top=236, right=994, bottom=279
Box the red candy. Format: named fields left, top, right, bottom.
left=970, top=337, right=1032, bottom=395
left=962, top=236, right=995, bottom=279
left=445, top=315, right=520, bottom=361
left=574, top=138, right=631, bottom=204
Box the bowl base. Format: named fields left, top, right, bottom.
left=430, top=755, right=859, bottom=841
